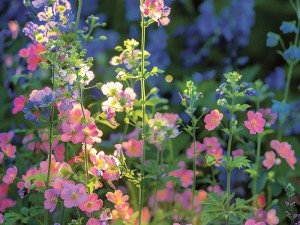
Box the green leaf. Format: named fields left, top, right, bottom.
left=232, top=104, right=251, bottom=112
left=145, top=97, right=168, bottom=106
left=3, top=212, right=21, bottom=225
left=231, top=156, right=251, bottom=169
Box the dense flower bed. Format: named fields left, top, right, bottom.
left=0, top=0, right=300, bottom=224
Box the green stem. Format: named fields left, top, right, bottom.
left=150, top=149, right=160, bottom=217
left=60, top=205, right=65, bottom=225
left=252, top=133, right=262, bottom=205
left=226, top=90, right=236, bottom=225
left=44, top=62, right=56, bottom=225
left=138, top=13, right=147, bottom=225
left=283, top=63, right=294, bottom=104
left=277, top=63, right=294, bottom=140
left=191, top=122, right=197, bottom=215
left=73, top=0, right=82, bottom=42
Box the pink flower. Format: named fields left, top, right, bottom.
left=232, top=149, right=244, bottom=157
left=204, top=109, right=223, bottom=131
left=12, top=95, right=26, bottom=114
left=102, top=155, right=120, bottom=181
left=245, top=219, right=266, bottom=225
left=259, top=108, right=277, bottom=126
left=79, top=193, right=103, bottom=214
left=244, top=111, right=266, bottom=134
left=140, top=0, right=171, bottom=26
left=87, top=218, right=100, bottom=225
left=0, top=131, right=14, bottom=144
left=2, top=166, right=17, bottom=185
left=122, top=139, right=143, bottom=157
left=1, top=144, right=16, bottom=158
left=82, top=123, right=103, bottom=145
left=262, top=151, right=281, bottom=170
left=207, top=185, right=224, bottom=195
left=106, top=190, right=129, bottom=206
left=61, top=183, right=88, bottom=208
left=169, top=162, right=193, bottom=188
left=134, top=207, right=151, bottom=225
left=19, top=43, right=46, bottom=71
left=186, top=141, right=206, bottom=159
left=61, top=121, right=85, bottom=144
left=0, top=213, right=3, bottom=223
left=266, top=209, right=279, bottom=225
left=270, top=140, right=297, bottom=170
left=44, top=189, right=60, bottom=212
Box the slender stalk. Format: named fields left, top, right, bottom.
left=138, top=13, right=147, bottom=225
left=252, top=133, right=262, bottom=205
left=150, top=148, right=160, bottom=217
left=73, top=0, right=82, bottom=42
left=44, top=62, right=56, bottom=225
left=60, top=205, right=65, bottom=225
left=277, top=63, right=294, bottom=140
left=191, top=123, right=197, bottom=215
left=225, top=89, right=236, bottom=225
left=283, top=63, right=294, bottom=104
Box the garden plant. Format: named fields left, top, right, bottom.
left=0, top=0, right=300, bottom=224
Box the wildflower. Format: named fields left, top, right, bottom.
left=204, top=109, right=223, bottom=131
left=178, top=189, right=205, bottom=212
left=0, top=131, right=14, bottom=144
left=60, top=121, right=85, bottom=144
left=283, top=45, right=300, bottom=61
left=12, top=95, right=26, bottom=114
left=102, top=155, right=121, bottom=181
left=266, top=209, right=279, bottom=225
left=169, top=161, right=193, bottom=188
left=207, top=185, right=224, bottom=195
left=270, top=140, right=297, bottom=170
left=87, top=218, right=100, bottom=225
left=101, top=82, right=123, bottom=97
left=280, top=21, right=298, bottom=34
left=134, top=207, right=151, bottom=225
left=266, top=32, right=280, bottom=47
left=32, top=0, right=49, bottom=8
left=265, top=67, right=285, bottom=91
left=232, top=149, right=244, bottom=157
left=2, top=166, right=17, bottom=185
left=1, top=144, right=16, bottom=158
left=263, top=151, right=281, bottom=170
left=245, top=88, right=256, bottom=96
left=244, top=111, right=266, bottom=134
left=61, top=183, right=88, bottom=208
left=122, top=139, right=143, bottom=157
left=186, top=141, right=206, bottom=159
left=44, top=189, right=60, bottom=212
left=82, top=123, right=103, bottom=145
left=259, top=108, right=277, bottom=126
left=140, top=0, right=171, bottom=26
left=19, top=43, right=46, bottom=71
left=245, top=219, right=266, bottom=225
left=203, top=137, right=223, bottom=162
left=79, top=193, right=103, bottom=214
left=106, top=190, right=129, bottom=206
left=112, top=203, right=134, bottom=222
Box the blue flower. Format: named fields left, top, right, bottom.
left=265, top=67, right=285, bottom=91
left=271, top=100, right=290, bottom=121
left=280, top=21, right=298, bottom=34
left=283, top=45, right=300, bottom=61
left=266, top=32, right=280, bottom=47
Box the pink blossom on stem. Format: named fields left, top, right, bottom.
left=106, top=190, right=129, bottom=206
left=270, top=140, right=297, bottom=170
left=204, top=109, right=223, bottom=131
left=0, top=144, right=16, bottom=158
left=140, top=0, right=171, bottom=26
left=0, top=131, right=14, bottom=145
left=266, top=209, right=279, bottom=225
left=79, top=193, right=103, bottom=214
left=244, top=111, right=266, bottom=134
left=44, top=188, right=60, bottom=212
left=262, top=151, right=281, bottom=170
left=12, top=95, right=26, bottom=114
left=122, top=139, right=143, bottom=157
left=2, top=166, right=17, bottom=185
left=244, top=219, right=266, bottom=225
left=61, top=183, right=88, bottom=208
left=61, top=121, right=85, bottom=144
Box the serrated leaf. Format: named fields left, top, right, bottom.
left=231, top=156, right=251, bottom=169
